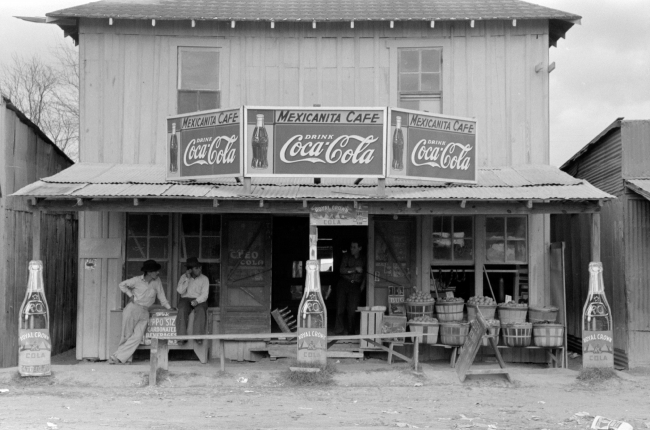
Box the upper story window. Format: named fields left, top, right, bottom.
left=398, top=48, right=442, bottom=113
left=178, top=47, right=220, bottom=114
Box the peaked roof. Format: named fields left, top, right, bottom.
left=47, top=0, right=580, bottom=23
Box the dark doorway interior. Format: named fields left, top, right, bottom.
left=271, top=217, right=367, bottom=333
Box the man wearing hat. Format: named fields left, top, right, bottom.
left=109, top=259, right=171, bottom=364
left=175, top=256, right=210, bottom=345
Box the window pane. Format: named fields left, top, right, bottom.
left=453, top=216, right=473, bottom=238
left=201, top=236, right=220, bottom=259
left=149, top=238, right=169, bottom=259
left=127, top=214, right=148, bottom=236
left=178, top=91, right=198, bottom=114
left=157, top=262, right=169, bottom=291
left=149, top=215, right=169, bottom=237
left=432, top=216, right=452, bottom=260
left=127, top=237, right=148, bottom=260
left=421, top=49, right=440, bottom=73
left=454, top=239, right=473, bottom=261
left=507, top=217, right=526, bottom=239
left=204, top=263, right=221, bottom=286
left=418, top=98, right=441, bottom=114
left=126, top=261, right=143, bottom=279
left=199, top=91, right=220, bottom=111
left=202, top=214, right=221, bottom=236
left=180, top=49, right=219, bottom=90
left=486, top=217, right=504, bottom=239
left=182, top=214, right=201, bottom=236
left=184, top=237, right=200, bottom=260
left=400, top=74, right=419, bottom=92
left=421, top=73, right=440, bottom=93
left=398, top=99, right=419, bottom=110
left=400, top=50, right=419, bottom=73
left=208, top=285, right=220, bottom=307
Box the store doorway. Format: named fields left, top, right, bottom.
left=271, top=217, right=368, bottom=334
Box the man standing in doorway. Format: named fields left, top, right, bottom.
left=335, top=240, right=366, bottom=335
left=175, top=257, right=209, bottom=345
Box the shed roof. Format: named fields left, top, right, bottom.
left=626, top=179, right=650, bottom=202
left=47, top=0, right=581, bottom=22
left=13, top=162, right=612, bottom=202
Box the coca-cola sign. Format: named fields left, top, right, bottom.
left=244, top=107, right=386, bottom=177
left=387, top=108, right=477, bottom=183
left=166, top=108, right=243, bottom=180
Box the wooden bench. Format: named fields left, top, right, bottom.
left=148, top=332, right=426, bottom=386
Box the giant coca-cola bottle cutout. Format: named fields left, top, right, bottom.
left=18, top=261, right=52, bottom=376
left=297, top=260, right=328, bottom=366
left=392, top=116, right=404, bottom=170
left=169, top=122, right=178, bottom=173
left=251, top=114, right=269, bottom=169
left=582, top=262, right=613, bottom=368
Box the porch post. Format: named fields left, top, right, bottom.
left=591, top=212, right=601, bottom=262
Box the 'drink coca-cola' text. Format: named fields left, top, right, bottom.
left=184, top=135, right=238, bottom=167
left=411, top=140, right=473, bottom=170
left=279, top=134, right=377, bottom=164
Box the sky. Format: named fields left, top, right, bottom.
left=1, top=0, right=649, bottom=167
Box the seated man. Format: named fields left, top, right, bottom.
left=175, top=256, right=209, bottom=345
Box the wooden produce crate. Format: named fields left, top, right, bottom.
left=359, top=310, right=384, bottom=350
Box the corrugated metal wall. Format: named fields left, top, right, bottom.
left=625, top=196, right=650, bottom=367
left=622, top=120, right=650, bottom=179
left=562, top=129, right=623, bottom=196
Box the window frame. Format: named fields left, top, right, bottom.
left=432, top=215, right=474, bottom=264
left=170, top=39, right=229, bottom=116
left=387, top=40, right=447, bottom=114
left=397, top=47, right=442, bottom=112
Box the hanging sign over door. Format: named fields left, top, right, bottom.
left=387, top=108, right=477, bottom=183
left=244, top=107, right=387, bottom=178
left=166, top=108, right=243, bottom=180
left=309, top=202, right=369, bottom=226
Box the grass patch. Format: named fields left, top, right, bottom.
left=279, top=360, right=337, bottom=386
left=10, top=371, right=56, bottom=386
left=577, top=368, right=618, bottom=384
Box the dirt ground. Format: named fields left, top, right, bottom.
left=1, top=349, right=649, bottom=430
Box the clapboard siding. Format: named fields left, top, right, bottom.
left=78, top=18, right=550, bottom=166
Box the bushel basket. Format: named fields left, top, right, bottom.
left=439, top=322, right=470, bottom=346
left=482, top=321, right=501, bottom=347
left=406, top=301, right=435, bottom=321
left=533, top=323, right=564, bottom=347
left=435, top=301, right=465, bottom=322
left=501, top=323, right=532, bottom=347
left=467, top=304, right=497, bottom=321
left=498, top=305, right=528, bottom=324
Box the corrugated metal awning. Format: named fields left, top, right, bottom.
left=626, top=179, right=650, bottom=201
left=12, top=162, right=613, bottom=202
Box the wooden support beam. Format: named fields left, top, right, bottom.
left=213, top=199, right=219, bottom=207
left=231, top=20, right=236, bottom=28
left=29, top=197, right=37, bottom=206
left=354, top=200, right=358, bottom=208
left=460, top=200, right=467, bottom=208
left=548, top=62, right=556, bottom=73
left=109, top=18, right=113, bottom=25
left=270, top=21, right=275, bottom=29
left=191, top=19, right=195, bottom=27
left=527, top=200, right=533, bottom=209
left=591, top=213, right=601, bottom=263
left=76, top=198, right=83, bottom=206
left=134, top=198, right=140, bottom=206
left=259, top=200, right=264, bottom=208
left=406, top=200, right=412, bottom=208
left=151, top=19, right=156, bottom=27
left=243, top=177, right=251, bottom=194
left=303, top=200, right=308, bottom=208
left=430, top=20, right=435, bottom=28
left=350, top=21, right=354, bottom=28
left=535, top=63, right=544, bottom=73
left=390, top=20, right=394, bottom=28
left=377, top=178, right=386, bottom=196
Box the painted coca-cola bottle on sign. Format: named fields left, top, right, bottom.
left=392, top=116, right=404, bottom=170
left=297, top=260, right=327, bottom=366
left=251, top=114, right=269, bottom=169
left=169, top=122, right=178, bottom=173
left=18, top=261, right=52, bottom=376
left=582, top=262, right=613, bottom=368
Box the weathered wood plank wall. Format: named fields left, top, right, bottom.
left=78, top=19, right=550, bottom=166
left=0, top=99, right=77, bottom=367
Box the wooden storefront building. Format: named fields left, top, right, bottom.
left=15, top=0, right=611, bottom=363
left=0, top=95, right=77, bottom=367
left=553, top=119, right=650, bottom=369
